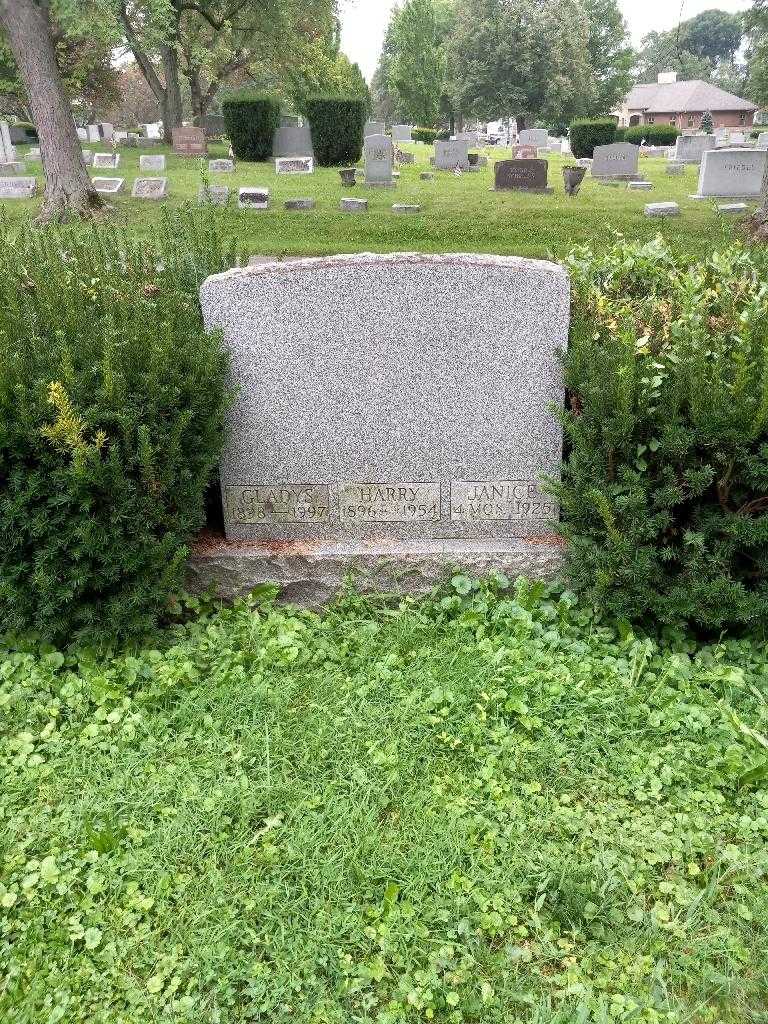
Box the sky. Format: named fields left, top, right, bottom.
left=339, top=0, right=753, bottom=82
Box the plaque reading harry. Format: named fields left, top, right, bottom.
left=225, top=485, right=330, bottom=524
left=451, top=481, right=557, bottom=522
left=338, top=483, right=441, bottom=523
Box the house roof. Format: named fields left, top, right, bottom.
left=625, top=79, right=757, bottom=113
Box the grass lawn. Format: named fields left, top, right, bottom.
left=2, top=580, right=768, bottom=1022
left=6, top=141, right=752, bottom=262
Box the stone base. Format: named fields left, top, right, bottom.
left=490, top=187, right=554, bottom=194
left=186, top=535, right=565, bottom=606
left=689, top=193, right=758, bottom=201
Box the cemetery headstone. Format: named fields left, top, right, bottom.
left=275, top=156, right=314, bottom=175
left=339, top=168, right=357, bottom=187
left=674, top=135, right=716, bottom=164
left=86, top=125, right=100, bottom=143
left=511, top=144, right=537, bottom=160
left=0, top=161, right=25, bottom=175
left=0, top=121, right=16, bottom=163
left=365, top=120, right=386, bottom=137
left=92, top=177, right=124, bottom=194
left=645, top=201, right=680, bottom=217
left=340, top=197, right=367, bottom=212
left=199, top=185, right=230, bottom=205
left=392, top=204, right=422, bottom=213
left=420, top=172, right=435, bottom=181
left=364, top=134, right=394, bottom=187
left=98, top=123, right=114, bottom=141
left=93, top=152, right=119, bottom=169
left=272, top=120, right=314, bottom=158
left=391, top=124, right=413, bottom=143
left=628, top=181, right=654, bottom=190
left=142, top=123, right=163, bottom=140
left=81, top=150, right=93, bottom=165
left=139, top=154, right=166, bottom=172
left=693, top=149, right=767, bottom=198
left=591, top=142, right=641, bottom=180
left=493, top=159, right=553, bottom=193
left=434, top=139, right=470, bottom=171
left=209, top=158, right=235, bottom=173
left=0, top=176, right=36, bottom=199
left=395, top=149, right=415, bottom=165
left=284, top=198, right=316, bottom=210
left=518, top=128, right=548, bottom=148
left=172, top=126, right=207, bottom=156
left=757, top=133, right=768, bottom=150
left=666, top=162, right=685, bottom=175
left=76, top=127, right=88, bottom=142
left=562, top=165, right=586, bottom=196
left=26, top=146, right=41, bottom=160
left=197, top=252, right=568, bottom=590
left=238, top=187, right=270, bottom=209
left=718, top=202, right=748, bottom=214
left=131, top=177, right=168, bottom=200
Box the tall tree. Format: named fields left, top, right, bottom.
left=581, top=0, right=634, bottom=116
left=746, top=1, right=768, bottom=212
left=0, top=0, right=103, bottom=222
left=371, top=7, right=401, bottom=123
left=635, top=9, right=745, bottom=86
left=450, top=0, right=594, bottom=130
left=389, top=0, right=445, bottom=125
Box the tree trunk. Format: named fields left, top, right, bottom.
left=160, top=43, right=183, bottom=141
left=0, top=0, right=103, bottom=223
left=517, top=114, right=527, bottom=133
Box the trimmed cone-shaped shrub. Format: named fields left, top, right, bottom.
left=303, top=97, right=366, bottom=166
left=569, top=118, right=617, bottom=158
left=222, top=91, right=281, bottom=161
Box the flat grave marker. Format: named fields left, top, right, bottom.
left=0, top=176, right=36, bottom=199
left=238, top=187, right=270, bottom=210
left=92, top=177, right=124, bottom=194
left=131, top=177, right=168, bottom=200
left=209, top=159, right=235, bottom=173
left=139, top=154, right=165, bottom=172
left=275, top=156, right=314, bottom=175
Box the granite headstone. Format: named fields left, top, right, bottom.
left=591, top=143, right=640, bottom=180
left=139, top=154, right=165, bottom=172
left=494, top=159, right=552, bottom=193
left=434, top=140, right=470, bottom=170
left=172, top=126, right=207, bottom=156
left=131, top=177, right=168, bottom=199
left=674, top=135, right=716, bottom=165
left=693, top=149, right=767, bottom=198
left=364, top=134, right=394, bottom=187
left=518, top=128, right=548, bottom=148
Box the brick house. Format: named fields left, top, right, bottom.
left=614, top=73, right=758, bottom=131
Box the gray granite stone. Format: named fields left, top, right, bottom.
left=435, top=140, right=470, bottom=170
left=392, top=124, right=413, bottom=143
left=131, top=176, right=168, bottom=199
left=420, top=172, right=435, bottom=181
left=81, top=150, right=93, bottom=166
left=199, top=185, right=230, bottom=205
left=275, top=156, right=314, bottom=174
left=494, top=159, right=552, bottom=193
left=172, top=126, right=207, bottom=156
left=27, top=147, right=41, bottom=160
left=208, top=158, right=234, bottom=173
left=364, top=120, right=385, bottom=137
left=340, top=197, right=368, bottom=212
left=238, top=187, right=269, bottom=209
left=93, top=152, right=119, bottom=169
left=187, top=537, right=565, bottom=605
left=666, top=162, right=685, bottom=175
left=272, top=120, right=314, bottom=158
left=627, top=181, right=653, bottom=190
left=139, top=154, right=165, bottom=172
left=0, top=121, right=16, bottom=163
left=392, top=203, right=422, bottom=213
left=511, top=145, right=538, bottom=160
left=645, top=201, right=680, bottom=217
left=284, top=197, right=316, bottom=210
left=591, top=142, right=640, bottom=180
left=0, top=176, right=35, bottom=198
left=718, top=202, right=748, bottom=214
left=674, top=134, right=716, bottom=164
left=199, top=252, right=569, bottom=545
left=0, top=161, right=25, bottom=175
left=693, top=149, right=766, bottom=198
left=364, top=134, right=393, bottom=186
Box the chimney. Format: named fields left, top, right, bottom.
left=657, top=71, right=678, bottom=84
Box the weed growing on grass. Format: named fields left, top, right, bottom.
left=1, top=578, right=768, bottom=1022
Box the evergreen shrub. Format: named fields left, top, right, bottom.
left=553, top=237, right=768, bottom=633
left=412, top=127, right=438, bottom=144
left=222, top=91, right=280, bottom=161
left=624, top=124, right=679, bottom=145
left=569, top=118, right=617, bottom=157
left=303, top=97, right=366, bottom=166
left=613, top=127, right=626, bottom=142
left=0, top=210, right=239, bottom=644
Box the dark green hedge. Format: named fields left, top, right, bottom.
left=303, top=97, right=366, bottom=166
left=569, top=118, right=617, bottom=158
left=624, top=124, right=679, bottom=146
left=222, top=91, right=281, bottom=161
left=412, top=127, right=438, bottom=144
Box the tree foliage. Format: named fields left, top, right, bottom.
left=389, top=0, right=445, bottom=126
left=635, top=9, right=746, bottom=91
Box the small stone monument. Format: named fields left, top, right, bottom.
left=434, top=140, right=470, bottom=171
left=391, top=125, right=413, bottom=143
left=591, top=143, right=641, bottom=181
left=339, top=168, right=357, bottom=187
left=511, top=144, right=538, bottom=160
left=673, top=135, right=716, bottom=165
left=172, top=126, right=207, bottom=156
left=340, top=197, right=368, bottom=212
left=209, top=159, right=235, bottom=173
left=199, top=185, right=231, bottom=205
left=518, top=128, right=548, bottom=148
left=193, top=253, right=568, bottom=601
left=275, top=156, right=314, bottom=175
left=364, top=134, right=394, bottom=187
left=93, top=152, right=119, bottom=169
left=139, top=154, right=166, bottom=172
left=493, top=159, right=553, bottom=193
left=692, top=149, right=766, bottom=199
left=92, top=177, right=124, bottom=194
left=131, top=177, right=168, bottom=199
left=238, top=187, right=270, bottom=209
left=0, top=176, right=36, bottom=199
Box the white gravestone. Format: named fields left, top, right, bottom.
left=0, top=176, right=36, bottom=199
left=275, top=156, right=314, bottom=175
left=208, top=159, right=235, bottom=173
left=0, top=121, right=16, bottom=163
left=86, top=125, right=100, bottom=143
left=693, top=149, right=767, bottom=198
left=131, top=177, right=168, bottom=199
left=757, top=133, right=768, bottom=150
left=518, top=128, right=548, bottom=148
left=139, top=154, right=166, bottom=172
left=92, top=178, right=124, bottom=194
left=364, top=134, right=394, bottom=187
left=238, top=187, right=270, bottom=209
left=391, top=124, right=413, bottom=143
left=93, top=153, right=119, bottom=169
left=434, top=140, right=470, bottom=171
